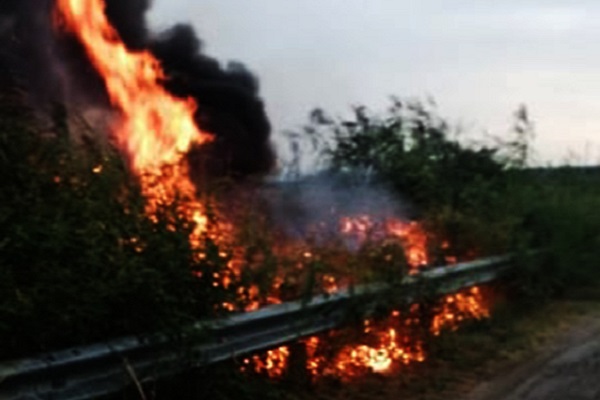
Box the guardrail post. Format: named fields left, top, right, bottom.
left=286, top=341, right=311, bottom=388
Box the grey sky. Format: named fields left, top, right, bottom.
left=149, top=1, right=600, bottom=166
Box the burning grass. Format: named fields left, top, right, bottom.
left=134, top=295, right=600, bottom=400
left=243, top=287, right=489, bottom=381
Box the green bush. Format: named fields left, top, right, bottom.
left=294, top=100, right=518, bottom=258
left=296, top=99, right=600, bottom=298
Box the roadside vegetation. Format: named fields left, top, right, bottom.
left=290, top=99, right=600, bottom=296
left=1, top=78, right=599, bottom=398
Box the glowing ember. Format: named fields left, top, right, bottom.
left=244, top=346, right=290, bottom=378
left=244, top=286, right=489, bottom=379
left=340, top=215, right=430, bottom=268
left=431, top=286, right=489, bottom=336
left=386, top=220, right=429, bottom=268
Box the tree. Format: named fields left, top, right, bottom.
left=296, top=98, right=504, bottom=209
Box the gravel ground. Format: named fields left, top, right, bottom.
left=468, top=311, right=600, bottom=400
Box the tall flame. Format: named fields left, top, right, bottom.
left=55, top=0, right=214, bottom=240
left=56, top=0, right=212, bottom=171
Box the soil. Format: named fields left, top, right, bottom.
left=467, top=306, right=600, bottom=400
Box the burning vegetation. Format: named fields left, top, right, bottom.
left=53, top=0, right=492, bottom=380
left=3, top=3, right=600, bottom=400
left=0, top=0, right=528, bottom=385
left=245, top=287, right=489, bottom=380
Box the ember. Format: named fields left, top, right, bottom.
left=244, top=286, right=489, bottom=380
left=340, top=215, right=430, bottom=268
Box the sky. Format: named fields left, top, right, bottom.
left=149, top=1, right=600, bottom=166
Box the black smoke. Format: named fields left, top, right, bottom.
left=0, top=0, right=275, bottom=178
left=150, top=25, right=274, bottom=178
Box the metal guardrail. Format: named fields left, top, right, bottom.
left=0, top=255, right=513, bottom=400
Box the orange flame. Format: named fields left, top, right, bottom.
left=245, top=286, right=489, bottom=379
left=55, top=0, right=212, bottom=171
left=386, top=220, right=429, bottom=268
left=340, top=215, right=430, bottom=268
left=55, top=0, right=214, bottom=244
left=431, top=286, right=489, bottom=336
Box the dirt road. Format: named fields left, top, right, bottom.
left=468, top=310, right=600, bottom=400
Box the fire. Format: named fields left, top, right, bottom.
left=431, top=286, right=489, bottom=336
left=245, top=286, right=488, bottom=379
left=386, top=220, right=429, bottom=268
left=55, top=0, right=212, bottom=171
left=245, top=346, right=290, bottom=378
left=55, top=0, right=215, bottom=246
left=54, top=0, right=264, bottom=314
left=55, top=1, right=490, bottom=380
left=340, top=215, right=430, bottom=268
left=331, top=325, right=426, bottom=376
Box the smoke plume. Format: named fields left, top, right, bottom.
left=0, top=0, right=275, bottom=178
